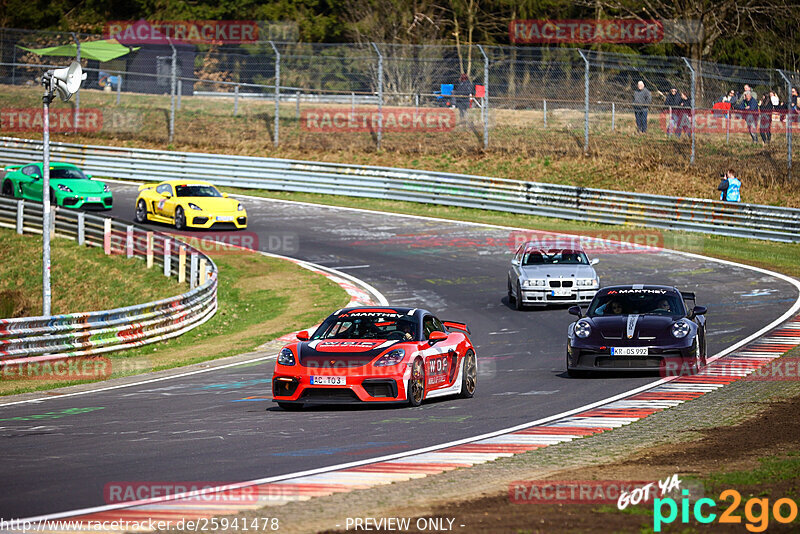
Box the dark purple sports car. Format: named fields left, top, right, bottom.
left=566, top=285, right=707, bottom=376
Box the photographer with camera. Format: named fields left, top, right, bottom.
left=717, top=169, right=741, bottom=202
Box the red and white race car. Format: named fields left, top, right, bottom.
left=271, top=307, right=477, bottom=410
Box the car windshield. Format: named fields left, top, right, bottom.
left=50, top=168, right=86, bottom=179
left=175, top=185, right=221, bottom=198
left=588, top=292, right=685, bottom=317
left=523, top=248, right=589, bottom=266
left=312, top=314, right=418, bottom=341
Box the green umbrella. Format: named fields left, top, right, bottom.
left=18, top=39, right=139, bottom=62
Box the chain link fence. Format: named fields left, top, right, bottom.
left=0, top=27, right=797, bottom=183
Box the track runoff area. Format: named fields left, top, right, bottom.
left=1, top=182, right=798, bottom=531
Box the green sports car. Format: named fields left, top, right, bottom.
left=2, top=162, right=112, bottom=210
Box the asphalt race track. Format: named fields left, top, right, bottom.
left=1, top=184, right=797, bottom=519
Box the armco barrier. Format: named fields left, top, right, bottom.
left=0, top=196, right=217, bottom=361
left=1, top=137, right=799, bottom=242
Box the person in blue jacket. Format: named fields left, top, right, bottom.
left=717, top=169, right=741, bottom=202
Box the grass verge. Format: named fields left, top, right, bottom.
left=0, top=242, right=350, bottom=396
left=223, top=188, right=800, bottom=279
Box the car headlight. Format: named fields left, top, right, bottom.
left=671, top=321, right=691, bottom=339
left=57, top=184, right=72, bottom=192
left=277, top=347, right=296, bottom=366
left=374, top=348, right=405, bottom=367
left=103, top=184, right=111, bottom=192
left=575, top=320, right=591, bottom=338
left=523, top=279, right=546, bottom=287
left=188, top=203, right=202, bottom=211
left=237, top=203, right=244, bottom=211
left=577, top=278, right=598, bottom=287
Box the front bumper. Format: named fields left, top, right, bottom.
left=272, top=366, right=408, bottom=405
left=186, top=211, right=247, bottom=229
left=59, top=192, right=113, bottom=210
left=521, top=287, right=597, bottom=306
left=567, top=339, right=697, bottom=372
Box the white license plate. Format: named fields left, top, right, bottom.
left=611, top=347, right=649, bottom=356
left=216, top=216, right=234, bottom=222
left=310, top=376, right=346, bottom=385
left=87, top=197, right=101, bottom=202
left=551, top=288, right=571, bottom=297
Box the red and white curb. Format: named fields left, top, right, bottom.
left=18, top=314, right=800, bottom=531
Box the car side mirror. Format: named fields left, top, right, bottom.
left=222, top=192, right=229, bottom=198
left=590, top=258, right=599, bottom=266
left=85, top=174, right=93, bottom=179
left=296, top=330, right=310, bottom=341
left=32, top=174, right=41, bottom=180
left=160, top=191, right=171, bottom=198
left=428, top=331, right=447, bottom=343
left=568, top=305, right=582, bottom=317
left=510, top=259, right=519, bottom=266
left=691, top=306, right=707, bottom=317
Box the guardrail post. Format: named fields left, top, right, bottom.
left=126, top=225, right=134, bottom=258
left=682, top=57, right=696, bottom=165
left=543, top=99, right=547, bottom=128
left=777, top=69, right=793, bottom=177
left=103, top=218, right=112, bottom=255
left=77, top=212, right=85, bottom=245
left=371, top=42, right=383, bottom=150
left=178, top=245, right=186, bottom=283
left=163, top=238, right=172, bottom=277
left=611, top=102, right=616, bottom=131
left=146, top=231, right=154, bottom=268
left=190, top=252, right=199, bottom=289
left=477, top=44, right=489, bottom=150
left=577, top=49, right=590, bottom=155
left=234, top=84, right=239, bottom=116
left=199, top=258, right=207, bottom=285
left=269, top=41, right=281, bottom=147
left=16, top=200, right=23, bottom=234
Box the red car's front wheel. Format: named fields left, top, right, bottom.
left=407, top=358, right=426, bottom=407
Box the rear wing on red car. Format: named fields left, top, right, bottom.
left=680, top=291, right=696, bottom=303
left=443, top=321, right=470, bottom=335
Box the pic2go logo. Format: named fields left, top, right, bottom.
left=654, top=489, right=799, bottom=532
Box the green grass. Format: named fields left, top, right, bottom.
left=221, top=188, right=800, bottom=279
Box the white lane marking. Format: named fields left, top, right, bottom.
left=329, top=265, right=371, bottom=270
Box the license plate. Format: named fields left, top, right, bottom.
left=310, top=376, right=346, bottom=385
left=217, top=216, right=234, bottom=222
left=611, top=347, right=649, bottom=356
left=551, top=288, right=571, bottom=297
left=87, top=197, right=101, bottom=202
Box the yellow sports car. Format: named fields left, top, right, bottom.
left=133, top=180, right=247, bottom=230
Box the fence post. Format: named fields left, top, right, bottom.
left=146, top=231, right=154, bottom=268
left=72, top=33, right=80, bottom=134
left=16, top=200, right=23, bottom=234
left=577, top=50, right=590, bottom=155
left=269, top=41, right=281, bottom=147
left=163, top=238, right=172, bottom=277
left=126, top=225, right=134, bottom=258
left=190, top=252, right=199, bottom=289
left=117, top=76, right=122, bottom=105
left=415, top=92, right=419, bottom=113
left=103, top=218, right=112, bottom=255
left=77, top=211, right=85, bottom=245
left=234, top=84, right=239, bottom=116
left=777, top=69, right=793, bottom=177
left=296, top=90, right=300, bottom=119
left=371, top=42, right=383, bottom=150
left=477, top=44, right=489, bottom=150
left=178, top=245, right=186, bottom=283
left=543, top=99, right=547, bottom=127
left=611, top=102, right=616, bottom=131
left=199, top=258, right=207, bottom=285
left=168, top=38, right=177, bottom=144
left=682, top=57, right=696, bottom=165
left=177, top=79, right=182, bottom=110
left=351, top=92, right=355, bottom=114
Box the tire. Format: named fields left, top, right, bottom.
left=277, top=402, right=303, bottom=411
left=174, top=206, right=186, bottom=230
left=515, top=283, right=524, bottom=310
left=407, top=358, right=426, bottom=407
left=134, top=199, right=147, bottom=223
left=1, top=180, right=14, bottom=198
left=507, top=279, right=515, bottom=304
left=566, top=351, right=587, bottom=378
left=459, top=350, right=476, bottom=398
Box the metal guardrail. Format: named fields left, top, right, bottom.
left=0, top=196, right=218, bottom=361
left=1, top=137, right=799, bottom=242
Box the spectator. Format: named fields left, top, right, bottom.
left=717, top=169, right=741, bottom=202
left=453, top=73, right=472, bottom=121
left=664, top=87, right=681, bottom=136
left=736, top=91, right=759, bottom=143
left=736, top=84, right=758, bottom=106
left=758, top=93, right=774, bottom=144
left=676, top=91, right=691, bottom=138
left=788, top=87, right=800, bottom=125
left=721, top=89, right=736, bottom=103
left=633, top=80, right=652, bottom=133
